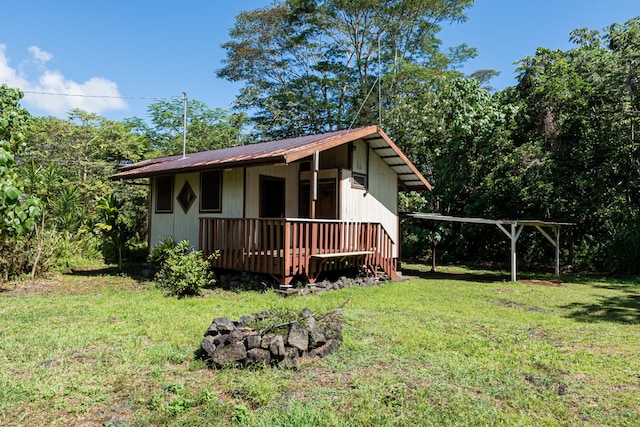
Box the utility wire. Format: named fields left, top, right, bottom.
left=22, top=90, right=179, bottom=100
left=348, top=77, right=379, bottom=130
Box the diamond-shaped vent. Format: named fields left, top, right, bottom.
left=177, top=181, right=196, bottom=214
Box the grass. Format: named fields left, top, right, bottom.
left=1, top=264, right=639, bottom=426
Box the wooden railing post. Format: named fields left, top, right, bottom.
left=284, top=220, right=291, bottom=278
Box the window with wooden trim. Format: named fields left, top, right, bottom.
left=177, top=181, right=196, bottom=213
left=351, top=172, right=367, bottom=190
left=200, top=170, right=222, bottom=212
left=155, top=175, right=173, bottom=213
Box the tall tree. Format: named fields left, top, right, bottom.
left=218, top=0, right=474, bottom=139
left=387, top=77, right=519, bottom=261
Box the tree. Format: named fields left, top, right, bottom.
left=0, top=85, right=41, bottom=281
left=131, top=98, right=248, bottom=157
left=387, top=77, right=519, bottom=263
left=25, top=111, right=149, bottom=209
left=218, top=0, right=474, bottom=139
left=95, top=193, right=142, bottom=272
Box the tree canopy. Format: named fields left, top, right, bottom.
left=218, top=0, right=474, bottom=139
left=129, top=98, right=248, bottom=156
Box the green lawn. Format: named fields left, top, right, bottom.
left=1, top=265, right=639, bottom=426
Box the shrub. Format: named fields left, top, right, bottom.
left=153, top=240, right=215, bottom=297
left=148, top=236, right=177, bottom=270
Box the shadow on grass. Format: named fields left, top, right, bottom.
left=400, top=264, right=510, bottom=283
left=561, top=292, right=640, bottom=324
left=67, top=263, right=148, bottom=280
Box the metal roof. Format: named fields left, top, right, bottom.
left=401, top=213, right=575, bottom=227
left=112, top=125, right=432, bottom=191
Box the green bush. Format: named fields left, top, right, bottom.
left=153, top=240, right=215, bottom=297
left=148, top=236, right=177, bottom=269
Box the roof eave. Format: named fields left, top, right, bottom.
left=282, top=125, right=380, bottom=164
left=375, top=128, right=433, bottom=191
left=111, top=155, right=288, bottom=180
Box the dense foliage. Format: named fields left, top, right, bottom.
left=1, top=93, right=244, bottom=282
left=0, top=85, right=42, bottom=280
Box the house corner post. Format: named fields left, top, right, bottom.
left=310, top=151, right=319, bottom=219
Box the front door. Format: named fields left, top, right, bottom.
left=299, top=179, right=337, bottom=219
left=316, top=179, right=337, bottom=219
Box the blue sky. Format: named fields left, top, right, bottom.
left=1, top=1, right=638, bottom=122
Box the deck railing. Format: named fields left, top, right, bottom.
left=198, top=218, right=397, bottom=283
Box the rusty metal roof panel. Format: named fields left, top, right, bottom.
left=112, top=127, right=375, bottom=179
left=112, top=125, right=432, bottom=191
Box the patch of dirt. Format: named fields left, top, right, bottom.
left=497, top=299, right=525, bottom=309
left=1, top=270, right=149, bottom=297
left=495, top=288, right=519, bottom=294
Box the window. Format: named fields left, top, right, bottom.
left=351, top=172, right=367, bottom=190
left=155, top=175, right=173, bottom=213
left=177, top=181, right=196, bottom=213
left=200, top=170, right=222, bottom=212
left=260, top=176, right=285, bottom=218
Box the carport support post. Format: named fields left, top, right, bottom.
left=496, top=222, right=520, bottom=282
left=555, top=227, right=560, bottom=277
left=510, top=223, right=517, bottom=282
left=534, top=225, right=562, bottom=278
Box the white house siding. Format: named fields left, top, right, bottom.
left=244, top=163, right=300, bottom=218
left=340, top=142, right=399, bottom=257
left=320, top=144, right=349, bottom=169
left=149, top=168, right=244, bottom=249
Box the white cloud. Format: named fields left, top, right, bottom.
left=28, top=45, right=53, bottom=63
left=0, top=44, right=127, bottom=117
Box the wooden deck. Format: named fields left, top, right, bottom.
left=199, top=218, right=397, bottom=284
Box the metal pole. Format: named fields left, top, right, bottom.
left=378, top=32, right=382, bottom=127
left=511, top=223, right=517, bottom=282
left=555, top=227, right=560, bottom=277
left=182, top=92, right=187, bottom=159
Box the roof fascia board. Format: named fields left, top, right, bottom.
left=282, top=125, right=379, bottom=164
left=111, top=156, right=288, bottom=180
left=375, top=128, right=433, bottom=191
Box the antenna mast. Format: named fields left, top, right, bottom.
left=378, top=31, right=382, bottom=127
left=182, top=92, right=187, bottom=159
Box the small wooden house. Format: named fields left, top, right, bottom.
left=112, top=125, right=431, bottom=284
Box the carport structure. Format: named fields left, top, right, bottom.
left=402, top=213, right=574, bottom=282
